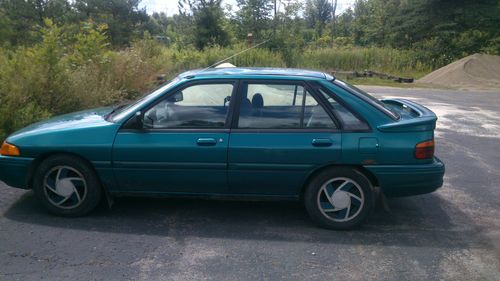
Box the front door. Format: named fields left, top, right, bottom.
left=112, top=81, right=236, bottom=194
left=228, top=81, right=342, bottom=197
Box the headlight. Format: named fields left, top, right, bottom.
left=0, top=141, right=20, bottom=156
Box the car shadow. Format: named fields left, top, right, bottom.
left=3, top=190, right=491, bottom=250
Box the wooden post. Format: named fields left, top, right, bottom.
left=247, top=33, right=253, bottom=47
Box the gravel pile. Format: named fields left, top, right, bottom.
left=418, top=53, right=500, bottom=90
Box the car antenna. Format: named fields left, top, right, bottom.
left=199, top=39, right=271, bottom=72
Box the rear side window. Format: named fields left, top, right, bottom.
left=237, top=83, right=336, bottom=129
left=317, top=88, right=370, bottom=131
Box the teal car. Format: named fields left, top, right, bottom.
left=0, top=68, right=444, bottom=229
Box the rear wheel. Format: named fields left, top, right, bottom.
left=304, top=167, right=374, bottom=230
left=33, top=155, right=102, bottom=216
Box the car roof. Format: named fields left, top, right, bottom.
left=178, top=67, right=334, bottom=80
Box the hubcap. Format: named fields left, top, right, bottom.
left=331, top=191, right=350, bottom=209
left=43, top=166, right=87, bottom=209
left=317, top=177, right=365, bottom=222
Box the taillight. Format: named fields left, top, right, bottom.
left=415, top=140, right=434, bottom=159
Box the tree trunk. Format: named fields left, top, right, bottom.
left=273, top=0, right=277, bottom=37
left=331, top=0, right=337, bottom=45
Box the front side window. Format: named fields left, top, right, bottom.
left=237, top=83, right=336, bottom=129
left=144, top=83, right=233, bottom=129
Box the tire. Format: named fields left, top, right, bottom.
left=32, top=155, right=102, bottom=217
left=304, top=167, right=374, bottom=230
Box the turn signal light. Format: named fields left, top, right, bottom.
left=415, top=140, right=434, bottom=159
left=0, top=141, right=20, bottom=156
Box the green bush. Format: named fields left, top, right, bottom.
left=0, top=21, right=444, bottom=141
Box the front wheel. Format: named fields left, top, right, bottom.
left=32, top=155, right=102, bottom=216
left=304, top=167, right=374, bottom=230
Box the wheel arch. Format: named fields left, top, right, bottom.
left=26, top=152, right=102, bottom=190
left=299, top=164, right=379, bottom=201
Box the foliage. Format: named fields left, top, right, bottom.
left=304, top=0, right=332, bottom=38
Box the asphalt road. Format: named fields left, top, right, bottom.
left=1, top=86, right=499, bottom=281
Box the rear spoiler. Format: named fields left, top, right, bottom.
left=377, top=99, right=437, bottom=133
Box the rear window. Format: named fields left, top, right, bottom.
left=334, top=80, right=400, bottom=120
left=381, top=100, right=420, bottom=119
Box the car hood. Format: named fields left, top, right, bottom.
left=7, top=107, right=114, bottom=141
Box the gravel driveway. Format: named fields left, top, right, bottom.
left=1, top=86, right=499, bottom=281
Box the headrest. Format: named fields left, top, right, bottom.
left=252, top=93, right=264, bottom=108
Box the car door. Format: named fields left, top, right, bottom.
left=228, top=80, right=342, bottom=197
left=112, top=80, right=237, bottom=194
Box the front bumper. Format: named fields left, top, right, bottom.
left=0, top=155, right=34, bottom=189
left=364, top=157, right=445, bottom=197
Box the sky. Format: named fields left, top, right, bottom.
left=139, top=0, right=356, bottom=16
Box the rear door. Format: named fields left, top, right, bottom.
left=112, top=80, right=236, bottom=194
left=227, top=80, right=342, bottom=197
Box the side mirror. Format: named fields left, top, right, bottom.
left=174, top=92, right=183, bottom=102
left=123, top=111, right=150, bottom=130
left=135, top=111, right=144, bottom=129
left=140, top=111, right=154, bottom=129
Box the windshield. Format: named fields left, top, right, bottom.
left=334, top=80, right=400, bottom=120
left=109, top=77, right=181, bottom=122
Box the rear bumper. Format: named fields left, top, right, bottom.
left=0, top=155, right=33, bottom=189
left=364, top=157, right=445, bottom=197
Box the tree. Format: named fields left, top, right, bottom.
left=73, top=0, right=149, bottom=46
left=335, top=8, right=353, bottom=38
left=192, top=0, right=230, bottom=49
left=304, top=0, right=332, bottom=38
left=174, top=0, right=230, bottom=49
left=0, top=0, right=75, bottom=45
left=236, top=0, right=273, bottom=40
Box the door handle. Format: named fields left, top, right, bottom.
left=197, top=138, right=217, bottom=146
left=312, top=138, right=333, bottom=147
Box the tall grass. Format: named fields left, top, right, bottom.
left=298, top=47, right=433, bottom=77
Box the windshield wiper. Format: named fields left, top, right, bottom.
left=105, top=103, right=130, bottom=121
